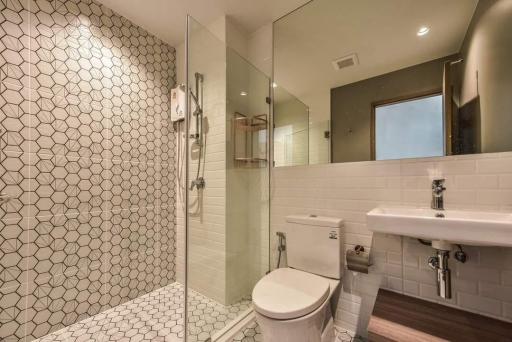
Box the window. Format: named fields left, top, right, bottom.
left=373, top=93, right=444, bottom=161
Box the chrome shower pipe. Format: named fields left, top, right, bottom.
left=189, top=71, right=205, bottom=191
left=190, top=72, right=204, bottom=147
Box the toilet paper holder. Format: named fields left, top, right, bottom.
left=346, top=245, right=372, bottom=274
left=354, top=245, right=365, bottom=254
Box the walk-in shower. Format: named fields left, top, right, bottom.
left=0, top=1, right=270, bottom=340
left=183, top=15, right=271, bottom=341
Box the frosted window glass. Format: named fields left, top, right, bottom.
left=375, top=94, right=444, bottom=160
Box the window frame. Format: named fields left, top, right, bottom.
left=370, top=89, right=443, bottom=161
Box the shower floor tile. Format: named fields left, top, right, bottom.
left=33, top=282, right=251, bottom=342
left=230, top=321, right=362, bottom=342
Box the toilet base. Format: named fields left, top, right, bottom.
left=322, top=317, right=335, bottom=342
left=255, top=298, right=334, bottom=342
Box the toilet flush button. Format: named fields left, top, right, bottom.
left=329, top=231, right=338, bottom=239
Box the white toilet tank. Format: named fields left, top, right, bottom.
left=285, top=215, right=344, bottom=279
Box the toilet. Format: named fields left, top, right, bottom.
left=252, top=215, right=344, bottom=342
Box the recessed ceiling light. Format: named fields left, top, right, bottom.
left=417, top=26, right=430, bottom=36
left=240, top=91, right=248, bottom=96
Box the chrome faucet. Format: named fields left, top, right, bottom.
left=431, top=179, right=446, bottom=210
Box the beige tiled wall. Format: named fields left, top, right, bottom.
left=0, top=0, right=177, bottom=340
left=272, top=152, right=512, bottom=336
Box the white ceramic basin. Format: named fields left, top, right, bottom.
left=367, top=207, right=512, bottom=247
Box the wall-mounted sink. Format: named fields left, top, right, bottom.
left=367, top=207, right=512, bottom=247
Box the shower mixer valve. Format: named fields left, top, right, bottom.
left=190, top=177, right=205, bottom=191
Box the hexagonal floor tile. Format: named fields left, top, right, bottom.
left=31, top=282, right=252, bottom=342
left=230, top=321, right=362, bottom=342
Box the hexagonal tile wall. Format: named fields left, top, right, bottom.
left=0, top=0, right=177, bottom=341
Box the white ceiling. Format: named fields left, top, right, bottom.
left=274, top=0, right=479, bottom=101
left=96, top=0, right=310, bottom=46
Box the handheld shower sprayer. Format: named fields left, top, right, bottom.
left=276, top=232, right=286, bottom=268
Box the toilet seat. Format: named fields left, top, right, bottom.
left=252, top=268, right=330, bottom=320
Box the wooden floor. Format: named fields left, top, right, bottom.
left=368, top=289, right=512, bottom=342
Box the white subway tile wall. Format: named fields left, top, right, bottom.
left=175, top=21, right=228, bottom=303
left=176, top=23, right=270, bottom=307
left=272, top=152, right=512, bottom=336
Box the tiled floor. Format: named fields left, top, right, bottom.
left=32, top=281, right=361, bottom=342
left=33, top=282, right=251, bottom=342
left=231, top=321, right=361, bottom=342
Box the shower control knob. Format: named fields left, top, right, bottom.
left=428, top=256, right=439, bottom=270
left=455, top=250, right=467, bottom=263
left=190, top=177, right=205, bottom=191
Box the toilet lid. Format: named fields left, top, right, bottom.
left=252, top=268, right=330, bottom=320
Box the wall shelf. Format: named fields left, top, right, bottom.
left=233, top=112, right=268, bottom=168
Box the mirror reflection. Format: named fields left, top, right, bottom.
left=273, top=87, right=309, bottom=167
left=273, top=0, right=512, bottom=165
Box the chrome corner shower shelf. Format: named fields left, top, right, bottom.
left=233, top=112, right=268, bottom=168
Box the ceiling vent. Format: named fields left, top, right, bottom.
left=332, top=53, right=358, bottom=70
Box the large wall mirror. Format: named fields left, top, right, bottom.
left=273, top=0, right=512, bottom=166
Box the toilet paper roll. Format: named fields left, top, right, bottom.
left=346, top=249, right=372, bottom=274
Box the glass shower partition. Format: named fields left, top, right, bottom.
left=184, top=16, right=270, bottom=341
